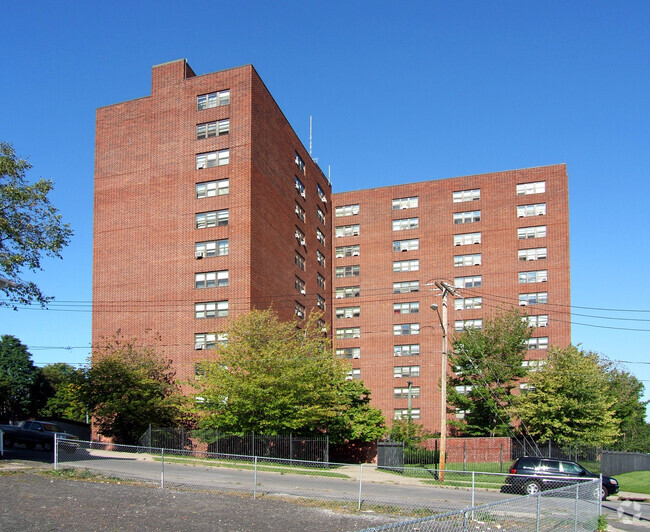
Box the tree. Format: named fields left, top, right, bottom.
left=0, top=334, right=37, bottom=422
left=515, top=345, right=620, bottom=447
left=86, top=335, right=184, bottom=444
left=194, top=310, right=385, bottom=441
left=0, top=141, right=73, bottom=308
left=388, top=419, right=435, bottom=451
left=604, top=367, right=648, bottom=452
left=448, top=308, right=532, bottom=436
left=35, top=363, right=87, bottom=423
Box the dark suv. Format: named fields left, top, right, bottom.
left=502, top=456, right=619, bottom=500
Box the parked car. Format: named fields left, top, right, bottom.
left=1, top=421, right=79, bottom=452
left=501, top=456, right=619, bottom=500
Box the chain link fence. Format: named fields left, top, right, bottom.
left=54, top=438, right=601, bottom=528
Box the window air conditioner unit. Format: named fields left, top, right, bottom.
left=353, top=354, right=360, bottom=359
left=540, top=323, right=547, bottom=327
left=401, top=205, right=408, bottom=209
left=455, top=242, right=461, bottom=246
left=195, top=251, right=205, bottom=259
left=295, top=231, right=301, bottom=239
left=322, top=197, right=327, bottom=203
left=335, top=294, right=344, bottom=299
left=518, top=214, right=525, bottom=218
left=300, top=289, right=306, bottom=295
left=295, top=206, right=300, bottom=215
left=352, top=251, right=359, bottom=256
left=345, top=376, right=353, bottom=381
left=352, top=334, right=360, bottom=338
left=195, top=343, right=205, bottom=350
left=300, top=191, right=306, bottom=199
left=519, top=301, right=528, bottom=306
left=295, top=183, right=301, bottom=190
left=297, top=311, right=304, bottom=318
left=300, top=239, right=306, bottom=246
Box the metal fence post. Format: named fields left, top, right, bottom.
left=536, top=492, right=541, bottom=532
left=160, top=448, right=165, bottom=489
left=574, top=483, right=579, bottom=532
left=500, top=443, right=503, bottom=472
left=471, top=471, right=475, bottom=520
left=598, top=474, right=603, bottom=517
left=54, top=434, right=58, bottom=470
left=357, top=464, right=364, bottom=511
left=253, top=456, right=258, bottom=499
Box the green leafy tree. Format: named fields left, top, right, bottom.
left=0, top=334, right=37, bottom=422
left=448, top=308, right=532, bottom=436
left=515, top=345, right=620, bottom=447
left=0, top=141, right=73, bottom=308
left=86, top=335, right=184, bottom=444
left=35, top=363, right=87, bottom=423
left=604, top=367, right=648, bottom=452
left=194, top=310, right=385, bottom=441
left=388, top=419, right=435, bottom=451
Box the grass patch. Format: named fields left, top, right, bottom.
left=43, top=468, right=131, bottom=485
left=154, top=455, right=349, bottom=478
left=614, top=470, right=650, bottom=494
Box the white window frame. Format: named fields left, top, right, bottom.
left=196, top=119, right=230, bottom=139
left=453, top=189, right=480, bottom=203
left=393, top=365, right=420, bottom=378
left=336, top=306, right=361, bottom=319
left=336, top=245, right=360, bottom=258
left=197, top=90, right=230, bottom=110
left=392, top=197, right=419, bottom=210
left=196, top=210, right=229, bottom=229
left=336, top=347, right=361, bottom=359
left=195, top=270, right=228, bottom=289
left=524, top=314, right=549, bottom=328
left=454, top=276, right=482, bottom=289
left=195, top=301, right=228, bottom=318
left=394, top=408, right=420, bottom=420
left=454, top=253, right=482, bottom=267
left=393, top=323, right=420, bottom=336
left=393, top=281, right=419, bottom=294
left=196, top=149, right=230, bottom=169
left=455, top=319, right=483, bottom=331
left=454, top=297, right=483, bottom=310
left=196, top=179, right=229, bottom=198
left=394, top=386, right=420, bottom=399
left=527, top=337, right=549, bottom=350
left=195, top=239, right=229, bottom=257
left=336, top=327, right=361, bottom=339
left=393, top=344, right=420, bottom=357
left=518, top=225, right=547, bottom=239
left=393, top=259, right=419, bottom=272
left=518, top=248, right=547, bottom=261
left=453, top=211, right=481, bottom=224
left=519, top=292, right=548, bottom=306
left=518, top=270, right=548, bottom=284
left=393, top=302, right=420, bottom=314
left=393, top=239, right=419, bottom=252
left=335, top=286, right=360, bottom=299
left=454, top=232, right=481, bottom=246
left=335, top=265, right=360, bottom=278
left=335, top=204, right=360, bottom=217
left=335, top=224, right=360, bottom=237
left=392, top=218, right=419, bottom=231
left=516, top=181, right=546, bottom=195
left=517, top=203, right=546, bottom=217
left=317, top=228, right=326, bottom=246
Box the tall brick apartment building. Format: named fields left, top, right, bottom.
left=93, top=59, right=570, bottom=435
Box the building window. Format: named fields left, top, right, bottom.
left=336, top=245, right=360, bottom=258
left=336, top=347, right=360, bottom=359
left=196, top=150, right=229, bottom=169
left=453, top=189, right=480, bottom=203
left=317, top=273, right=326, bottom=289
left=335, top=265, right=360, bottom=278
left=394, top=366, right=420, bottom=378
left=454, top=253, right=482, bottom=267
left=393, top=239, right=419, bottom=252
left=454, top=276, right=482, bottom=288
left=196, top=119, right=230, bottom=139
left=316, top=250, right=326, bottom=268
left=394, top=408, right=420, bottom=420
left=527, top=337, right=549, bottom=350
left=455, top=409, right=469, bottom=419
left=194, top=332, right=228, bottom=349
left=346, top=368, right=361, bottom=380
left=294, top=203, right=305, bottom=222
left=517, top=203, right=546, bottom=217
left=316, top=207, right=325, bottom=225
left=394, top=323, right=420, bottom=336
left=522, top=359, right=546, bottom=371
left=393, top=259, right=419, bottom=272
left=196, top=179, right=229, bottom=198
left=392, top=218, right=419, bottom=231
left=524, top=314, right=549, bottom=328
left=195, top=301, right=228, bottom=318
left=197, top=90, right=230, bottom=110
left=392, top=197, right=419, bottom=210
left=294, top=176, right=306, bottom=198
left=335, top=204, right=360, bottom=217
left=195, top=239, right=229, bottom=257
left=519, top=270, right=548, bottom=284
left=295, top=252, right=305, bottom=271
left=317, top=228, right=326, bottom=246
left=394, top=344, right=420, bottom=357
left=295, top=152, right=305, bottom=173
left=454, top=232, right=481, bottom=246
left=317, top=184, right=326, bottom=203
left=453, top=211, right=481, bottom=224
left=394, top=386, right=420, bottom=399
left=295, top=276, right=306, bottom=295
left=295, top=302, right=305, bottom=319
left=455, top=385, right=473, bottom=395
left=518, top=225, right=547, bottom=239
left=196, top=210, right=229, bottom=229
left=336, top=306, right=361, bottom=319
left=393, top=302, right=419, bottom=314
left=519, top=292, right=548, bottom=306
left=393, top=281, right=419, bottom=294
left=295, top=227, right=306, bottom=246
left=454, top=297, right=483, bottom=310
left=517, top=181, right=546, bottom=195
left=518, top=248, right=547, bottom=261
left=455, top=319, right=483, bottom=331
left=336, top=327, right=361, bottom=339
left=335, top=224, right=360, bottom=237
left=195, top=271, right=229, bottom=289
left=317, top=294, right=325, bottom=310
left=335, top=285, right=360, bottom=299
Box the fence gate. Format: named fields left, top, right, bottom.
left=377, top=440, right=404, bottom=470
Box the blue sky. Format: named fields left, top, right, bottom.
left=1, top=1, right=649, bottom=412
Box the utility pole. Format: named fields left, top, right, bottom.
left=431, top=280, right=457, bottom=482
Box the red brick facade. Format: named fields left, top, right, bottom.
left=93, top=60, right=570, bottom=436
